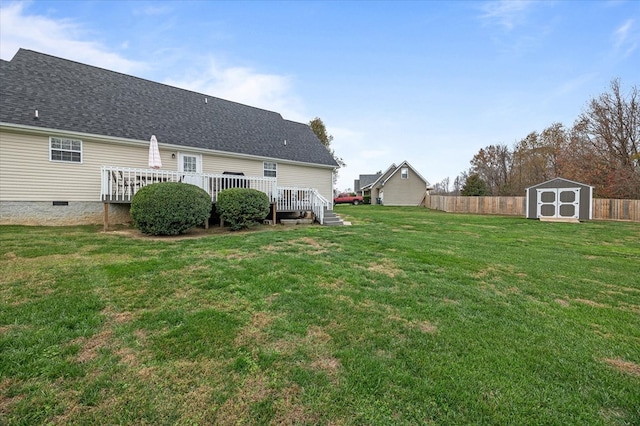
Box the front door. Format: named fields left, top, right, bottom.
left=179, top=153, right=204, bottom=188
left=537, top=188, right=580, bottom=219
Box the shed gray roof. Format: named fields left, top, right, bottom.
left=525, top=177, right=594, bottom=190
left=0, top=49, right=337, bottom=167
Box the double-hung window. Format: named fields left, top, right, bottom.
left=401, top=167, right=409, bottom=179
left=50, top=137, right=82, bottom=163
left=263, top=162, right=277, bottom=178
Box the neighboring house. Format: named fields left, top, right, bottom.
left=354, top=172, right=382, bottom=194
left=359, top=161, right=430, bottom=206
left=0, top=49, right=338, bottom=226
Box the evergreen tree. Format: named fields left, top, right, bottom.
left=461, top=173, right=489, bottom=196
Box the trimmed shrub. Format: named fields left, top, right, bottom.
left=130, top=182, right=212, bottom=236
left=216, top=188, right=270, bottom=231
left=363, top=195, right=371, bottom=204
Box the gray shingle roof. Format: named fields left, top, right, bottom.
left=0, top=49, right=338, bottom=167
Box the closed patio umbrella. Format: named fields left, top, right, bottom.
left=148, top=135, right=162, bottom=169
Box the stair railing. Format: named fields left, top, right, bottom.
left=309, top=189, right=331, bottom=224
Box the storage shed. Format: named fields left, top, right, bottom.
left=526, top=178, right=594, bottom=221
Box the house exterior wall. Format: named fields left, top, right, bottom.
left=0, top=128, right=334, bottom=224
left=277, top=162, right=333, bottom=200
left=0, top=130, right=169, bottom=202
left=379, top=169, right=427, bottom=206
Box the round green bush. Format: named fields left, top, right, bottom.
left=216, top=188, right=270, bottom=231
left=130, top=182, right=212, bottom=235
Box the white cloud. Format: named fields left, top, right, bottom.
left=0, top=2, right=308, bottom=123
left=553, top=73, right=599, bottom=96
left=133, top=5, right=173, bottom=16
left=613, top=19, right=638, bottom=57
left=479, top=0, right=533, bottom=31
left=0, top=2, right=145, bottom=74
left=163, top=58, right=307, bottom=122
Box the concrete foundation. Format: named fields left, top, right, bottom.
left=0, top=201, right=131, bottom=226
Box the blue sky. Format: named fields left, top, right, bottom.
left=1, top=1, right=638, bottom=191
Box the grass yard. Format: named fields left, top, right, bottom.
left=1, top=206, right=639, bottom=425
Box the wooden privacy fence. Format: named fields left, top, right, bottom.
left=424, top=195, right=640, bottom=222
left=592, top=198, right=640, bottom=222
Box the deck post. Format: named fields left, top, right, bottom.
left=103, top=203, right=109, bottom=232
left=272, top=202, right=276, bottom=225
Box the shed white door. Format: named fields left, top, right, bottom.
left=537, top=188, right=580, bottom=219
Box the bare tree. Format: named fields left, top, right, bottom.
left=432, top=177, right=450, bottom=194
left=309, top=117, right=346, bottom=185
left=573, top=79, right=639, bottom=198
left=453, top=173, right=466, bottom=195
left=469, top=144, right=512, bottom=195
left=511, top=123, right=568, bottom=194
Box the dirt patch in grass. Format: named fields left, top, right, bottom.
left=555, top=299, right=570, bottom=307
left=367, top=258, right=403, bottom=278
left=76, top=329, right=113, bottom=363
left=103, top=224, right=280, bottom=241
left=389, top=314, right=438, bottom=335
left=234, top=311, right=280, bottom=348
left=318, top=279, right=347, bottom=290
left=74, top=308, right=135, bottom=363
left=602, top=358, right=640, bottom=377
left=604, top=283, right=640, bottom=294
left=264, top=237, right=339, bottom=256
left=619, top=302, right=640, bottom=314
left=599, top=407, right=629, bottom=424
left=574, top=299, right=609, bottom=308
left=475, top=266, right=495, bottom=278
left=272, top=384, right=316, bottom=425
left=265, top=293, right=280, bottom=305
left=310, top=357, right=341, bottom=375
left=416, top=320, right=438, bottom=334
left=115, top=347, right=139, bottom=366
left=0, top=380, right=24, bottom=417
left=303, top=326, right=342, bottom=383
left=269, top=325, right=342, bottom=383
left=215, top=375, right=316, bottom=425
left=215, top=374, right=272, bottom=424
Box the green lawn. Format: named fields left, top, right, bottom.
left=1, top=206, right=639, bottom=425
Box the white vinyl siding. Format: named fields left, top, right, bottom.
left=277, top=162, right=333, bottom=201
left=1, top=129, right=335, bottom=203
left=50, top=136, right=82, bottom=163
left=383, top=168, right=427, bottom=206
left=200, top=156, right=263, bottom=176
left=1, top=131, right=171, bottom=202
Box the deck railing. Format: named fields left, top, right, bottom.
left=310, top=188, right=332, bottom=224
left=101, top=166, right=277, bottom=203
left=101, top=166, right=332, bottom=222
left=275, top=187, right=332, bottom=224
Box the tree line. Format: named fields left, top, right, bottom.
left=432, top=79, right=639, bottom=199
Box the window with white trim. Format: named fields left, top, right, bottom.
left=50, top=137, right=82, bottom=163
left=263, top=162, right=277, bottom=178
left=182, top=155, right=198, bottom=173
left=401, top=167, right=408, bottom=179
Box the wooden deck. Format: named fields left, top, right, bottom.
left=100, top=166, right=331, bottom=223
